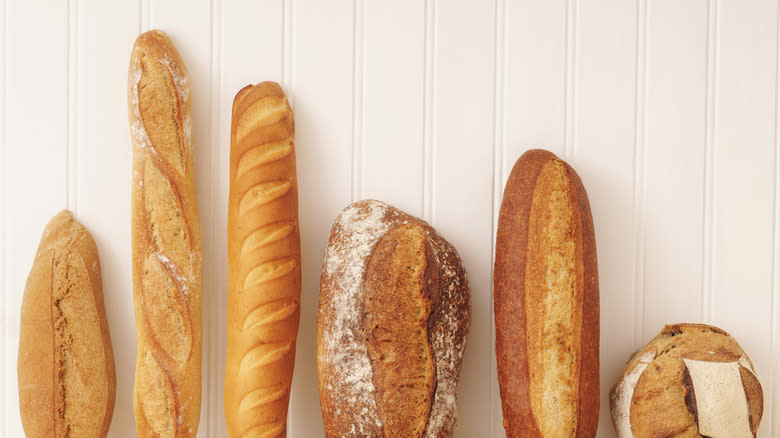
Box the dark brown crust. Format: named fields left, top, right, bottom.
left=494, top=149, right=599, bottom=437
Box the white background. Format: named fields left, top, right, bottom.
left=1, top=0, right=779, bottom=437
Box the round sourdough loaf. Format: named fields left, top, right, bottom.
left=610, top=323, right=764, bottom=438
left=317, top=199, right=471, bottom=438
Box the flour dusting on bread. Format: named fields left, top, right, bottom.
left=319, top=199, right=470, bottom=437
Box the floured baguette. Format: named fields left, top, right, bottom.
left=128, top=29, right=202, bottom=438
left=317, top=200, right=471, bottom=438
left=494, top=149, right=599, bottom=437
left=18, top=210, right=116, bottom=438
left=224, top=82, right=301, bottom=438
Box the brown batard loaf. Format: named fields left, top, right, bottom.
left=128, top=29, right=202, bottom=438
left=317, top=200, right=471, bottom=438
left=225, top=82, right=301, bottom=438
left=610, top=324, right=763, bottom=438
left=18, top=210, right=116, bottom=438
left=494, top=149, right=599, bottom=438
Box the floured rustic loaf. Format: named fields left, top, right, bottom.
left=494, top=148, right=599, bottom=438
left=317, top=199, right=471, bottom=438
left=610, top=323, right=763, bottom=438
left=18, top=210, right=116, bottom=438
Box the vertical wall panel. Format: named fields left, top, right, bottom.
left=571, top=0, right=637, bottom=435
left=433, top=1, right=495, bottom=436
left=641, top=0, right=708, bottom=338
left=4, top=1, right=68, bottom=436
left=290, top=1, right=354, bottom=436
left=503, top=0, right=567, bottom=172
left=220, top=0, right=284, bottom=435
left=710, top=4, right=777, bottom=438
left=75, top=1, right=139, bottom=436
left=360, top=1, right=425, bottom=215
left=0, top=0, right=7, bottom=433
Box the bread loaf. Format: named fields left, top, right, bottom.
left=128, top=29, right=202, bottom=438
left=18, top=210, right=116, bottom=438
left=317, top=200, right=471, bottom=438
left=494, top=149, right=599, bottom=437
left=225, top=82, right=301, bottom=438
left=610, top=323, right=763, bottom=438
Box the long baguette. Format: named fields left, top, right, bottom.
left=225, top=82, right=301, bottom=438
left=18, top=210, right=116, bottom=438
left=494, top=149, right=599, bottom=437
left=128, top=29, right=202, bottom=438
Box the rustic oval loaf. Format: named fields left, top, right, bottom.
left=225, top=82, right=301, bottom=438
left=18, top=210, right=116, bottom=438
left=494, top=149, right=599, bottom=438
left=128, top=29, right=202, bottom=438
left=317, top=199, right=471, bottom=438
left=610, top=323, right=764, bottom=438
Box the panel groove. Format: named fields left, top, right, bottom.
left=632, top=0, right=649, bottom=344
left=1, top=0, right=6, bottom=433
left=351, top=0, right=365, bottom=202
left=490, top=0, right=508, bottom=435
left=422, top=0, right=436, bottom=222
left=773, top=0, right=780, bottom=433
left=701, top=0, right=719, bottom=325
left=209, top=0, right=223, bottom=434
left=67, top=0, right=78, bottom=213
left=563, top=0, right=578, bottom=158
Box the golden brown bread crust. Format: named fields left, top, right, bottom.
left=225, top=82, right=300, bottom=438
left=18, top=210, right=116, bottom=438
left=128, top=29, right=202, bottom=438
left=494, top=149, right=599, bottom=438
left=363, top=224, right=437, bottom=437
left=610, top=323, right=764, bottom=438
left=317, top=200, right=471, bottom=438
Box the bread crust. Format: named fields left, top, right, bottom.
left=610, top=323, right=764, bottom=438
left=225, top=82, right=301, bottom=438
left=494, top=149, right=599, bottom=438
left=317, top=200, right=471, bottom=438
left=128, top=29, right=202, bottom=438
left=18, top=210, right=116, bottom=438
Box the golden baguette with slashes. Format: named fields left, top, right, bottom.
left=128, top=29, right=202, bottom=438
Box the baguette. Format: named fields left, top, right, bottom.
left=18, top=210, right=116, bottom=438
left=225, top=82, right=301, bottom=438
left=317, top=200, right=471, bottom=438
left=128, top=29, right=202, bottom=438
left=494, top=149, right=599, bottom=437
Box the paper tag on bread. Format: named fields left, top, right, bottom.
left=682, top=358, right=752, bottom=438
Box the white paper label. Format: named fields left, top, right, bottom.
left=682, top=358, right=752, bottom=438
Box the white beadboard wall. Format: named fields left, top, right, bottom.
left=1, top=0, right=779, bottom=437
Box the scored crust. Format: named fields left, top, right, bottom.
left=317, top=200, right=471, bottom=438
left=610, top=323, right=764, bottom=438
left=18, top=210, right=116, bottom=438
left=494, top=149, right=599, bottom=438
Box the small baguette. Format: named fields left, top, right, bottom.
left=494, top=149, right=599, bottom=437
left=225, top=82, right=301, bottom=438
left=128, top=29, right=202, bottom=438
left=18, top=210, right=116, bottom=438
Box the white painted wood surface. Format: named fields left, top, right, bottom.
left=1, top=0, right=779, bottom=437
